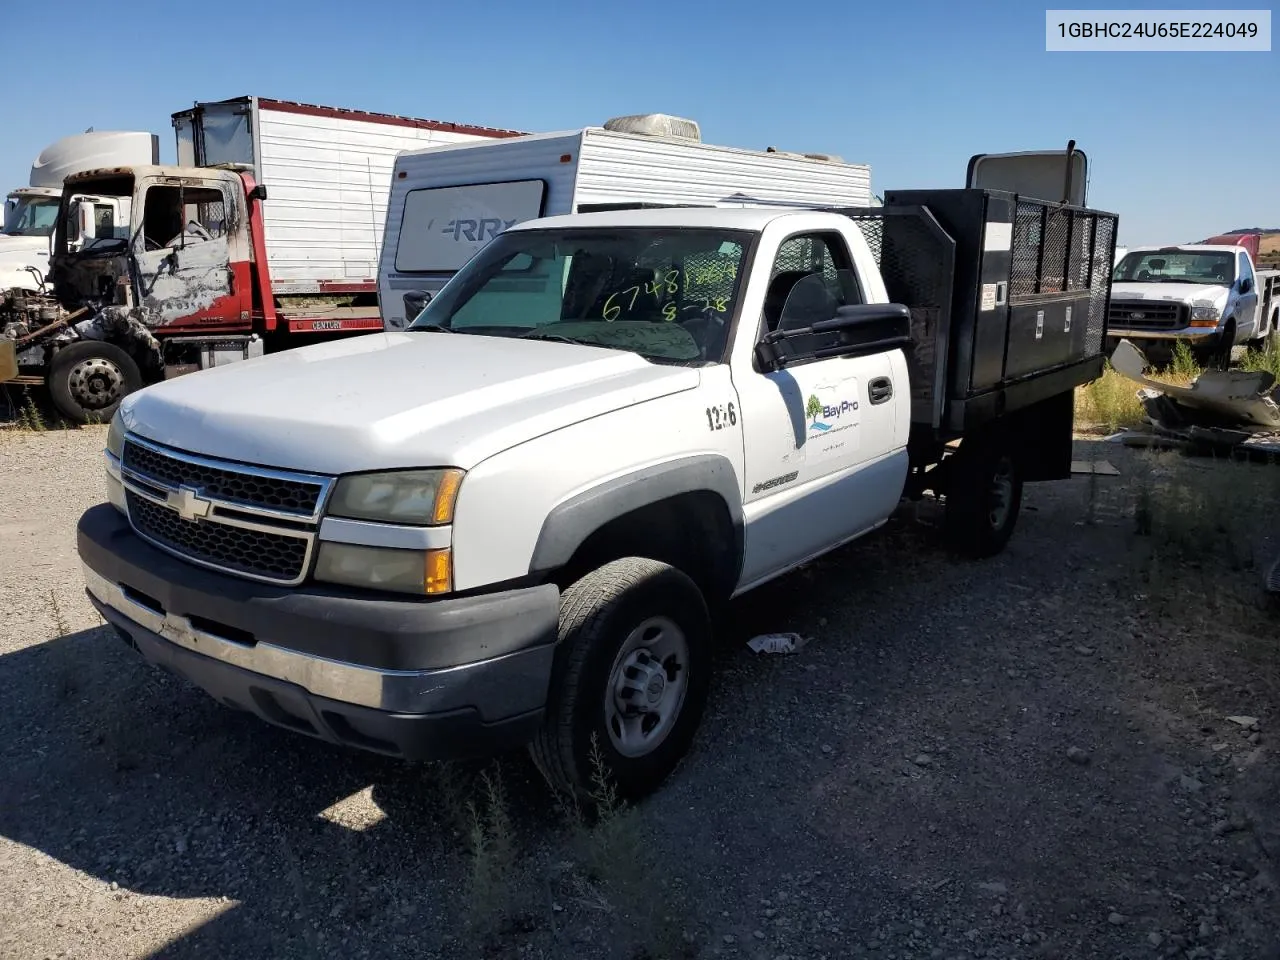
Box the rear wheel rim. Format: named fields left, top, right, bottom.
left=603, top=616, right=690, bottom=759
left=67, top=356, right=125, bottom=410
left=988, top=456, right=1015, bottom=530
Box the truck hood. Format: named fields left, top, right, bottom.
left=0, top=235, right=52, bottom=290
left=1110, top=281, right=1229, bottom=304
left=121, top=331, right=701, bottom=474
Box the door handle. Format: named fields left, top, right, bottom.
left=868, top=377, right=893, bottom=405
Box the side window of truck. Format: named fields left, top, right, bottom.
left=1238, top=253, right=1254, bottom=289
left=140, top=184, right=228, bottom=249
left=758, top=232, right=864, bottom=359
left=93, top=204, right=116, bottom=239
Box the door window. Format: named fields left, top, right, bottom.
left=140, top=184, right=228, bottom=250
left=1238, top=252, right=1254, bottom=289
left=758, top=232, right=864, bottom=363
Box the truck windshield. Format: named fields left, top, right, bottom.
left=409, top=227, right=752, bottom=364
left=1113, top=250, right=1235, bottom=285
left=2, top=196, right=60, bottom=237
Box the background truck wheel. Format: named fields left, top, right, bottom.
left=943, top=432, right=1023, bottom=558
left=46, top=341, right=142, bottom=424
left=1264, top=311, right=1280, bottom=352
left=530, top=557, right=713, bottom=805
left=1205, top=321, right=1235, bottom=369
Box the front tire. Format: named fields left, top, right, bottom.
left=1205, top=321, right=1236, bottom=369
left=530, top=557, right=713, bottom=804
left=46, top=340, right=142, bottom=424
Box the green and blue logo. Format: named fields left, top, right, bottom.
left=806, top=393, right=858, bottom=434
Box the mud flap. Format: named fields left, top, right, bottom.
left=0, top=339, right=16, bottom=383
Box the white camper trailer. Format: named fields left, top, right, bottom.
left=376, top=114, right=873, bottom=329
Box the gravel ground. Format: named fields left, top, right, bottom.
left=1, top=424, right=1278, bottom=960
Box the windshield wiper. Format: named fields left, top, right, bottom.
left=519, top=330, right=592, bottom=346
left=406, top=322, right=455, bottom=333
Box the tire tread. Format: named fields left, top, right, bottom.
left=529, top=556, right=696, bottom=798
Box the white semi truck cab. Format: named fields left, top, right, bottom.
left=76, top=167, right=1119, bottom=802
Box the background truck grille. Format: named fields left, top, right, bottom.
left=122, top=441, right=324, bottom=515
left=1107, top=300, right=1186, bottom=331
left=126, top=493, right=310, bottom=583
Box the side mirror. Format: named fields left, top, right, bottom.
left=755, top=303, right=912, bottom=372
left=403, top=289, right=433, bottom=321
left=1240, top=277, right=1253, bottom=294
left=248, top=183, right=268, bottom=202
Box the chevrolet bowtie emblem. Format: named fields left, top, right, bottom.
left=168, top=485, right=212, bottom=522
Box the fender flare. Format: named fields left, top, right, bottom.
left=528, top=454, right=745, bottom=579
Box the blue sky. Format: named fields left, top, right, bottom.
left=3, top=0, right=1276, bottom=245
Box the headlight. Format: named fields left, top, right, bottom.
left=104, top=411, right=126, bottom=513
left=328, top=468, right=463, bottom=526
left=314, top=542, right=452, bottom=595
left=106, top=410, right=125, bottom=459
left=1190, top=303, right=1222, bottom=324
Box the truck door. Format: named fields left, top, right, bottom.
left=132, top=178, right=241, bottom=328
left=731, top=226, right=908, bottom=588
left=1236, top=251, right=1259, bottom=337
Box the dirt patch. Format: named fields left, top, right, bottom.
left=1, top=432, right=1278, bottom=959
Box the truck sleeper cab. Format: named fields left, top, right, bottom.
left=77, top=186, right=1118, bottom=803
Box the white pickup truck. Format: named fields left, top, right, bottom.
left=76, top=178, right=1119, bottom=801
left=1107, top=241, right=1280, bottom=365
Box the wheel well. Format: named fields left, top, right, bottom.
left=553, top=491, right=740, bottom=604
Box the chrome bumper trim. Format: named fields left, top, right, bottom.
left=83, top=563, right=485, bottom=713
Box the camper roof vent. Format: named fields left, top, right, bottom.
left=603, top=114, right=701, bottom=142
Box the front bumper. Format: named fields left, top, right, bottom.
left=1106, top=326, right=1219, bottom=343
left=77, top=503, right=561, bottom=761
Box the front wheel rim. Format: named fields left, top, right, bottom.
left=603, top=616, right=691, bottom=759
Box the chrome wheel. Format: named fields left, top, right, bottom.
left=604, top=616, right=690, bottom=758
left=988, top=456, right=1015, bottom=531
left=67, top=356, right=125, bottom=411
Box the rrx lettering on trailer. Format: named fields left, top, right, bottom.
left=442, top=218, right=519, bottom=242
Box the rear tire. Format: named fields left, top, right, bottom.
left=46, top=340, right=141, bottom=424
left=943, top=431, right=1024, bottom=558
left=1264, top=311, right=1280, bottom=353
left=529, top=557, right=713, bottom=805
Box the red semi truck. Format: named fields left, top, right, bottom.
left=0, top=96, right=525, bottom=422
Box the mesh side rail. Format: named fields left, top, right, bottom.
left=826, top=205, right=957, bottom=429
left=1086, top=214, right=1116, bottom=354
left=1009, top=199, right=1117, bottom=358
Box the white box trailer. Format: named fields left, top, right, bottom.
left=377, top=113, right=873, bottom=329
left=172, top=96, right=526, bottom=306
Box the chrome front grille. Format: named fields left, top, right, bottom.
left=118, top=435, right=334, bottom=586
left=1107, top=300, right=1187, bottom=331
left=121, top=439, right=325, bottom=515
